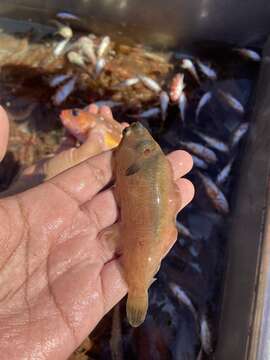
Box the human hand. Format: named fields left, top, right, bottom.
left=0, top=108, right=194, bottom=360
left=3, top=104, right=127, bottom=196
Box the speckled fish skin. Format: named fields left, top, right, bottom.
left=114, top=122, right=181, bottom=327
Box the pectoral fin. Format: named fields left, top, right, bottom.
left=125, top=162, right=142, bottom=176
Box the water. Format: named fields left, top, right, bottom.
left=0, top=17, right=262, bottom=360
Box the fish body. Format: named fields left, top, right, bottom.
left=49, top=74, right=72, bottom=87
left=56, top=11, right=81, bottom=21
left=114, top=78, right=140, bottom=88
left=95, top=58, right=106, bottom=77
left=93, top=100, right=122, bottom=108
left=114, top=123, right=181, bottom=327
left=60, top=106, right=122, bottom=147
left=77, top=36, right=97, bottom=65
left=231, top=122, right=249, bottom=147
left=197, top=171, right=229, bottom=214
left=194, top=131, right=229, bottom=153
left=57, top=25, right=73, bottom=39
left=200, top=315, right=213, bottom=355
left=54, top=38, right=70, bottom=56
left=67, top=51, right=86, bottom=68
left=176, top=221, right=194, bottom=240
left=196, top=60, right=217, bottom=80
left=169, top=283, right=197, bottom=320
left=216, top=159, right=234, bottom=185
left=192, top=155, right=208, bottom=170
left=180, top=141, right=217, bottom=164
left=137, top=108, right=160, bottom=118
left=218, top=90, right=244, bottom=114
left=196, top=92, right=212, bottom=120
left=52, top=76, right=77, bottom=105
left=138, top=75, right=161, bottom=93
left=181, top=59, right=200, bottom=83
left=160, top=91, right=169, bottom=121
left=234, top=48, right=261, bottom=62
left=169, top=73, right=185, bottom=102
left=178, top=92, right=187, bottom=122
left=97, top=36, right=111, bottom=58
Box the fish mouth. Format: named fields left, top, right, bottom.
left=123, top=122, right=144, bottom=137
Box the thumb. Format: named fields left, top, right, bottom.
left=0, top=106, right=9, bottom=161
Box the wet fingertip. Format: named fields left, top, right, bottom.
left=99, top=105, right=113, bottom=118
left=87, top=104, right=99, bottom=114
left=176, top=178, right=195, bottom=209
left=168, top=150, right=194, bottom=180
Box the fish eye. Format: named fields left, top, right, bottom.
left=71, top=108, right=79, bottom=116
left=123, top=126, right=131, bottom=136
left=144, top=148, right=151, bottom=155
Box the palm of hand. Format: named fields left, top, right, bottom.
left=0, top=121, right=194, bottom=360
left=0, top=152, right=127, bottom=360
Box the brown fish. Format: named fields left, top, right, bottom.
left=114, top=122, right=181, bottom=327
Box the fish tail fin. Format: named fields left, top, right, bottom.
left=126, top=292, right=148, bottom=327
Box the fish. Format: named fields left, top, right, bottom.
left=192, top=155, right=208, bottom=170
left=189, top=245, right=200, bottom=257
left=194, top=131, right=229, bottom=153
left=113, top=122, right=181, bottom=327
left=93, top=100, right=122, bottom=108
left=95, top=58, right=106, bottom=77
left=56, top=11, right=81, bottom=21
left=54, top=38, right=70, bottom=56
left=234, top=48, right=261, bottom=62
left=136, top=108, right=161, bottom=118
left=218, top=90, right=244, bottom=114
left=159, top=91, right=169, bottom=121
left=196, top=60, right=217, bottom=80
left=52, top=76, right=77, bottom=106
left=176, top=220, right=194, bottom=240
left=49, top=74, right=72, bottom=87
left=200, top=315, right=213, bottom=355
left=231, top=122, right=249, bottom=147
left=169, top=283, right=197, bottom=320
left=60, top=106, right=123, bottom=146
left=197, top=171, right=229, bottom=214
left=77, top=36, right=97, bottom=65
left=216, top=158, right=234, bottom=185
left=138, top=75, right=161, bottom=93
left=114, top=78, right=140, bottom=88
left=67, top=51, right=86, bottom=68
left=181, top=59, right=200, bottom=83
left=189, top=261, right=202, bottom=274
left=178, top=92, right=187, bottom=123
left=97, top=36, right=111, bottom=58
left=180, top=141, right=217, bottom=164
left=196, top=92, right=212, bottom=120
left=169, top=73, right=185, bottom=102
left=57, top=24, right=73, bottom=39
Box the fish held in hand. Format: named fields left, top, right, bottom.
left=114, top=122, right=181, bottom=327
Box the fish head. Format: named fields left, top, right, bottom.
left=60, top=108, right=97, bottom=141
left=115, top=122, right=161, bottom=176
